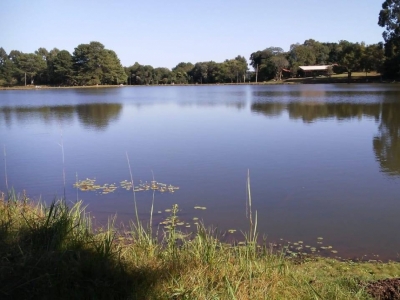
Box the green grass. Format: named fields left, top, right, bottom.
left=284, top=71, right=382, bottom=84
left=0, top=190, right=399, bottom=299
left=0, top=84, right=124, bottom=90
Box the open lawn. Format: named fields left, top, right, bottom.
left=284, top=72, right=382, bottom=84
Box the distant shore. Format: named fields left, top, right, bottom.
left=1, top=73, right=396, bottom=91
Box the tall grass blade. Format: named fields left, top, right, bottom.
left=3, top=145, right=8, bottom=190
left=57, top=131, right=66, bottom=200
left=150, top=169, right=155, bottom=236
left=247, top=169, right=253, bottom=240
left=126, top=151, right=139, bottom=225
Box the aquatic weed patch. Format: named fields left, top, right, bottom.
left=74, top=178, right=179, bottom=194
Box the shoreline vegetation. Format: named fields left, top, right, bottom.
left=0, top=72, right=390, bottom=91
left=0, top=37, right=395, bottom=89
left=1, top=191, right=399, bottom=299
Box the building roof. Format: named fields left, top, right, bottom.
left=299, top=65, right=332, bottom=71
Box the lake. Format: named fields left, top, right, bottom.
left=1, top=84, right=400, bottom=260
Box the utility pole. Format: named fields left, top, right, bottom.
left=236, top=71, right=238, bottom=84
left=24, top=72, right=26, bottom=86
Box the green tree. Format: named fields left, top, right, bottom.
left=172, top=62, right=194, bottom=84
left=303, top=39, right=330, bottom=64
left=271, top=55, right=289, bottom=80
left=153, top=67, right=172, bottom=84
left=249, top=47, right=284, bottom=81
left=18, top=53, right=46, bottom=85
left=190, top=62, right=208, bottom=83
left=233, top=55, right=248, bottom=82
left=379, top=0, right=400, bottom=43
left=361, top=43, right=385, bottom=77
left=72, top=41, right=126, bottom=85
left=0, top=47, right=7, bottom=66
left=0, top=48, right=18, bottom=86
left=101, top=50, right=127, bottom=84
left=53, top=50, right=74, bottom=85
left=378, top=0, right=400, bottom=77
left=323, top=42, right=342, bottom=64
left=126, top=62, right=155, bottom=85
left=7, top=50, right=24, bottom=84
left=289, top=43, right=316, bottom=66
left=337, top=41, right=363, bottom=81
left=34, top=47, right=49, bottom=84
left=45, top=48, right=60, bottom=84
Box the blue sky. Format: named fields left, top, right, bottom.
left=0, top=0, right=384, bottom=69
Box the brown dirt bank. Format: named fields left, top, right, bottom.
left=365, top=278, right=400, bottom=299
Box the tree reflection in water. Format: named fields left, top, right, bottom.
left=251, top=100, right=400, bottom=176
left=0, top=103, right=122, bottom=130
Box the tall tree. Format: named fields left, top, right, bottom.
left=271, top=55, right=289, bottom=80
left=323, top=42, right=342, bottom=64
left=18, top=53, right=46, bottom=85
left=303, top=39, right=330, bottom=64
left=172, top=62, right=194, bottom=84
left=53, top=50, right=74, bottom=85
left=337, top=41, right=363, bottom=81
left=0, top=48, right=17, bottom=86
left=249, top=47, right=285, bottom=81
left=361, top=43, right=385, bottom=77
left=72, top=41, right=126, bottom=85
left=379, top=0, right=400, bottom=43
left=46, top=48, right=60, bottom=84
left=190, top=62, right=208, bottom=83
left=34, top=47, right=49, bottom=84
left=378, top=0, right=400, bottom=77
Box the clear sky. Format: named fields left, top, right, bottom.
left=0, top=0, right=384, bottom=69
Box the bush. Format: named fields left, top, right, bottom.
left=333, top=65, right=347, bottom=74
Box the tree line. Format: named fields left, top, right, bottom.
left=0, top=1, right=399, bottom=87
left=0, top=42, right=126, bottom=86
left=0, top=39, right=385, bottom=87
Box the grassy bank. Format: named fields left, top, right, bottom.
left=0, top=73, right=392, bottom=90
left=285, top=72, right=383, bottom=84
left=0, top=191, right=399, bottom=299
left=0, top=84, right=124, bottom=90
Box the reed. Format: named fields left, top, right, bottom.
left=3, top=145, right=7, bottom=190
left=126, top=151, right=139, bottom=225
left=57, top=132, right=66, bottom=199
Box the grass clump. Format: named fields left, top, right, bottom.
left=0, top=191, right=133, bottom=300
left=1, top=191, right=400, bottom=299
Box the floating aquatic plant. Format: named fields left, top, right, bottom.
left=73, top=178, right=179, bottom=195
left=194, top=206, right=206, bottom=210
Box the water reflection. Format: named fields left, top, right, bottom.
left=251, top=102, right=381, bottom=122
left=373, top=103, right=400, bottom=176
left=75, top=104, right=122, bottom=130
left=0, top=103, right=122, bottom=130
left=252, top=101, right=400, bottom=176
left=1, top=85, right=400, bottom=259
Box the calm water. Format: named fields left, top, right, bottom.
left=1, top=84, right=400, bottom=260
